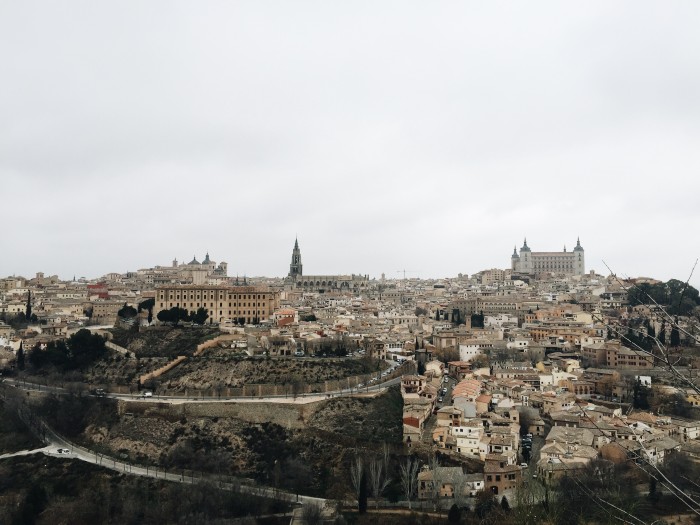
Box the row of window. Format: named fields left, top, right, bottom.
left=160, top=294, right=268, bottom=300
left=174, top=302, right=265, bottom=308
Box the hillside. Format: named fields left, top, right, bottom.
left=31, top=386, right=403, bottom=499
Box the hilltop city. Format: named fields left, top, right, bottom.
left=1, top=237, right=700, bottom=524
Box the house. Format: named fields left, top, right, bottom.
left=450, top=422, right=485, bottom=457
left=436, top=406, right=464, bottom=428
left=448, top=361, right=474, bottom=380
left=484, top=457, right=521, bottom=495
left=425, top=359, right=445, bottom=378
left=401, top=375, right=427, bottom=396
left=417, top=466, right=467, bottom=500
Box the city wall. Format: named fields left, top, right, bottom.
left=119, top=399, right=326, bottom=429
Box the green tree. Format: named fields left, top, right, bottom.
left=25, top=290, right=32, bottom=320
left=632, top=378, right=650, bottom=410
left=471, top=312, right=485, bottom=328
left=118, top=303, right=138, bottom=318
left=501, top=495, right=510, bottom=512
left=29, top=340, right=69, bottom=369
left=16, top=342, right=25, bottom=370
left=670, top=323, right=681, bottom=347
left=138, top=298, right=155, bottom=324
left=627, top=279, right=700, bottom=315
left=157, top=307, right=190, bottom=327
left=66, top=329, right=107, bottom=369
left=448, top=503, right=461, bottom=523
left=190, top=307, right=209, bottom=325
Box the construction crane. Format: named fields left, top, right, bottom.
left=396, top=270, right=417, bottom=280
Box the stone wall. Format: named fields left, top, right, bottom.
left=119, top=399, right=326, bottom=429
left=193, top=334, right=241, bottom=356
left=139, top=355, right=188, bottom=384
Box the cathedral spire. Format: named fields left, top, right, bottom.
left=289, top=237, right=303, bottom=278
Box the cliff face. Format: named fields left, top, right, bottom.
left=77, top=387, right=402, bottom=498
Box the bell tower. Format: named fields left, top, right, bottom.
left=289, top=237, right=303, bottom=278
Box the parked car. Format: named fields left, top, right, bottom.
left=438, top=396, right=444, bottom=403
left=142, top=391, right=153, bottom=398
left=56, top=448, right=70, bottom=454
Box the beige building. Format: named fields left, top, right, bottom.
left=511, top=238, right=585, bottom=276
left=91, top=301, right=124, bottom=325
left=155, top=285, right=280, bottom=325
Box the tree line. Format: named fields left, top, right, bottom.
left=628, top=278, right=700, bottom=316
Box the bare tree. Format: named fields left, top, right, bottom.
left=349, top=454, right=364, bottom=504
left=399, top=456, right=420, bottom=509
left=427, top=454, right=442, bottom=511
left=368, top=446, right=391, bottom=509
left=301, top=503, right=324, bottom=525
left=447, top=467, right=468, bottom=509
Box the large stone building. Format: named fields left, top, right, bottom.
left=137, top=253, right=228, bottom=286
left=155, top=285, right=280, bottom=325
left=285, top=238, right=370, bottom=293
left=511, top=238, right=585, bottom=276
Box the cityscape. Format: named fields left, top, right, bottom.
left=1, top=236, right=700, bottom=524
left=2, top=1, right=700, bottom=524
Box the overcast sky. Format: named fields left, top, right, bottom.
left=1, top=1, right=699, bottom=287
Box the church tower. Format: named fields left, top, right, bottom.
left=289, top=237, right=303, bottom=278
left=519, top=238, right=532, bottom=274
left=573, top=237, right=585, bottom=275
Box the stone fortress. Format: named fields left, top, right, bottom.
left=511, top=238, right=585, bottom=276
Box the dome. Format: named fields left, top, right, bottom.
left=189, top=255, right=200, bottom=265
left=574, top=238, right=584, bottom=251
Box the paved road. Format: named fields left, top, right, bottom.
left=0, top=445, right=52, bottom=460
left=3, top=362, right=404, bottom=405
left=0, top=419, right=327, bottom=509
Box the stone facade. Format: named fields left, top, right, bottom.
left=285, top=238, right=370, bottom=292
left=155, top=285, right=280, bottom=325
left=511, top=238, right=585, bottom=276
